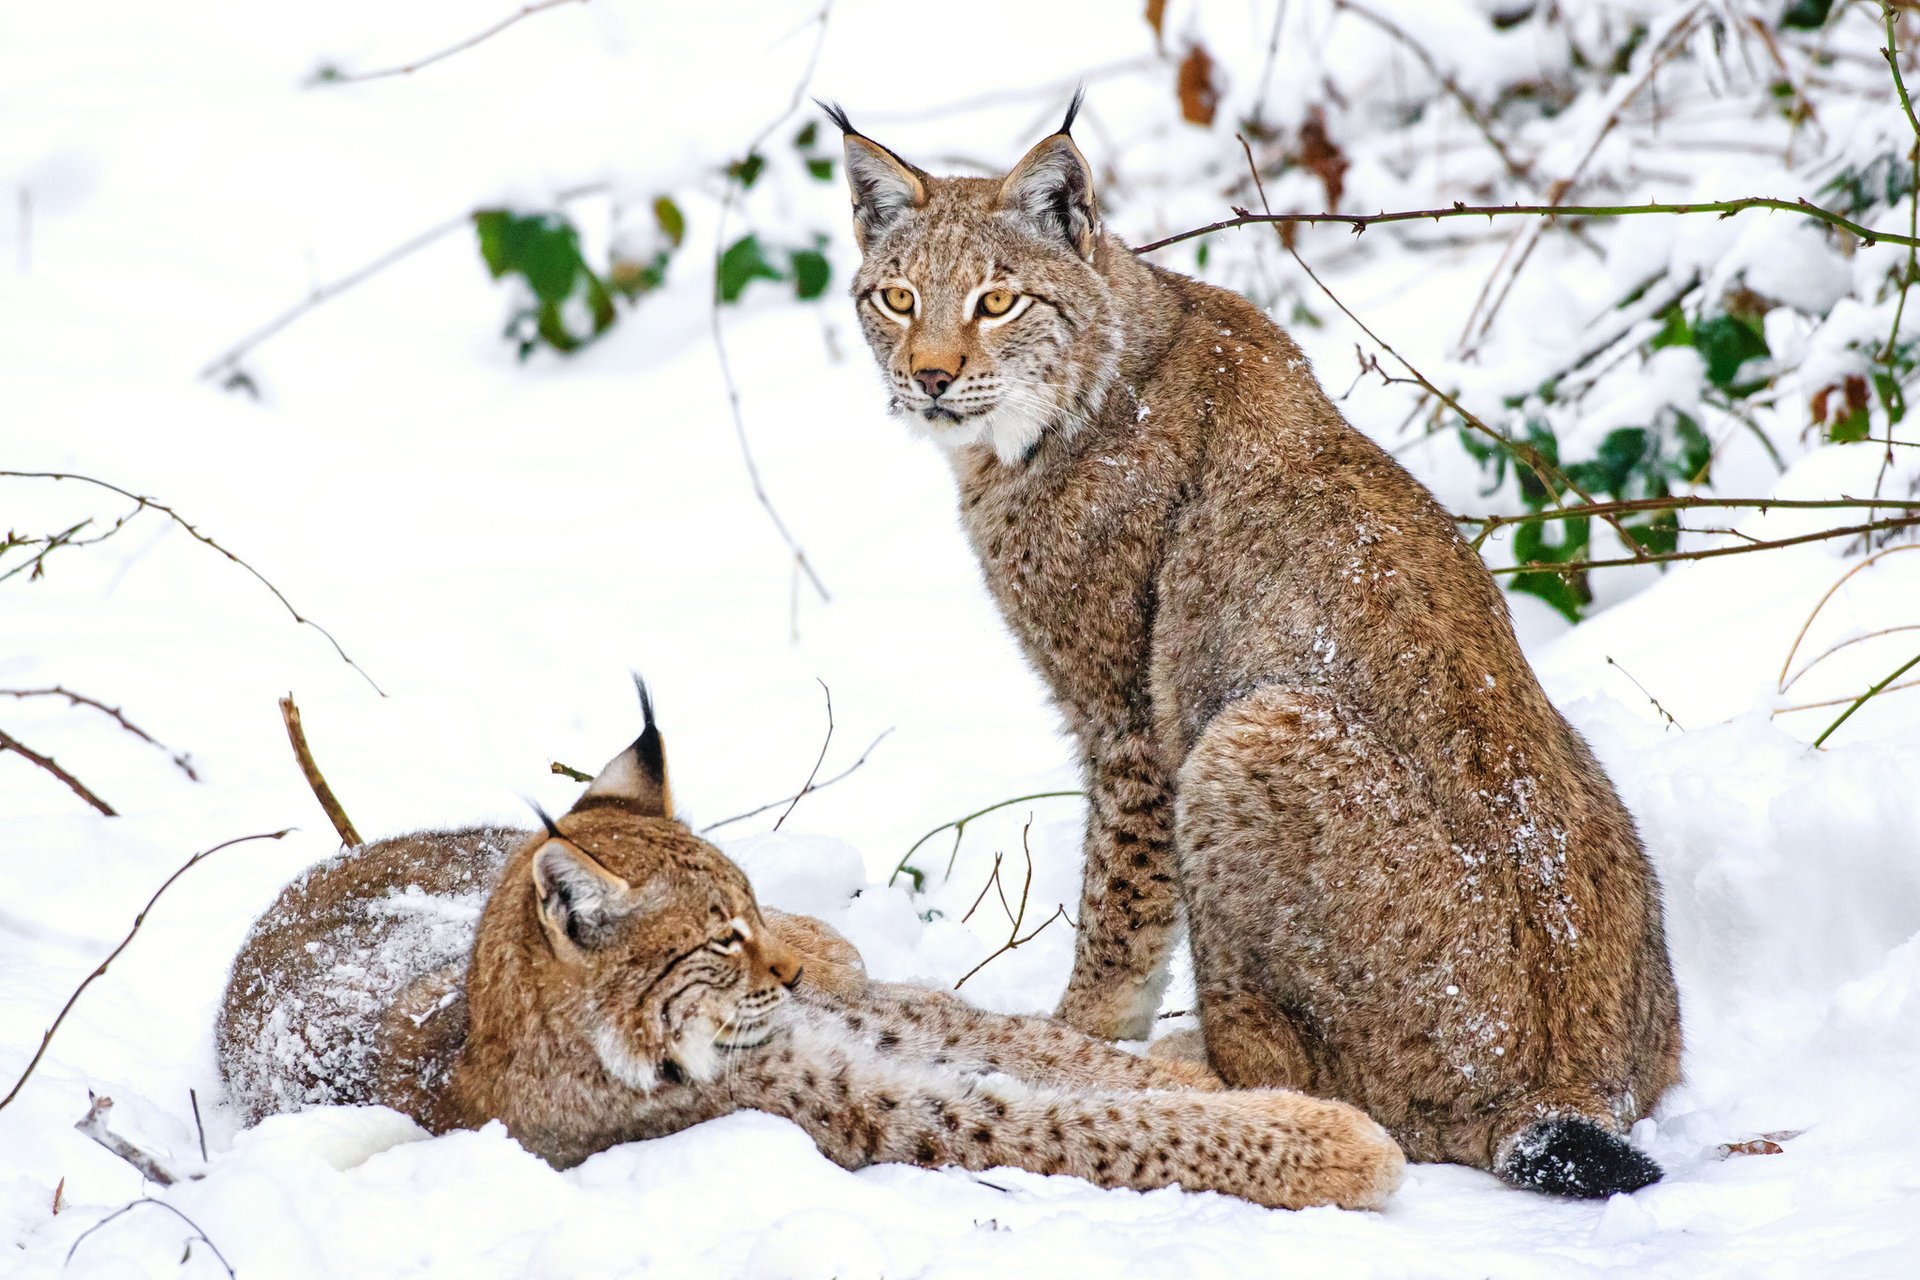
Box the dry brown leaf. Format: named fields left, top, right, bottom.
left=1145, top=0, right=1167, bottom=50
left=1295, top=107, right=1349, bottom=211
left=1717, top=1137, right=1785, bottom=1158
left=1177, top=43, right=1220, bottom=127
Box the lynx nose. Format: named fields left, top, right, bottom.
left=913, top=367, right=955, bottom=398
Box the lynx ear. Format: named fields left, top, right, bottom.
left=573, top=676, right=673, bottom=817
left=820, top=101, right=927, bottom=252
left=997, top=92, right=1098, bottom=261
left=532, top=840, right=641, bottom=953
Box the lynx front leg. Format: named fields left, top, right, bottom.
left=1055, top=731, right=1182, bottom=1041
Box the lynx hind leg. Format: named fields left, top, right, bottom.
left=1176, top=685, right=1516, bottom=1140
left=1055, top=732, right=1182, bottom=1042
left=375, top=963, right=469, bottom=1130
left=762, top=908, right=868, bottom=999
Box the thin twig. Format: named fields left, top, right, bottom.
left=773, top=678, right=833, bottom=831
left=1776, top=543, right=1920, bottom=690
left=953, top=820, right=1070, bottom=989
left=66, top=1198, right=234, bottom=1277
left=887, top=790, right=1085, bottom=888
left=1873, top=3, right=1920, bottom=524
left=0, top=830, right=291, bottom=1112
left=279, top=695, right=362, bottom=847
left=1333, top=0, right=1532, bottom=183
left=1458, top=495, right=1920, bottom=535
left=710, top=3, right=834, bottom=605
left=1775, top=674, right=1920, bottom=714
left=550, top=760, right=594, bottom=783
left=0, top=471, right=384, bottom=694
left=0, top=728, right=116, bottom=815
left=700, top=727, right=892, bottom=833
left=0, top=687, right=197, bottom=780
left=197, top=181, right=604, bottom=380
left=1780, top=624, right=1920, bottom=694
left=1489, top=515, right=1920, bottom=575
left=189, top=1088, right=208, bottom=1164
left=316, top=0, right=587, bottom=85
left=1606, top=656, right=1685, bottom=731
left=1131, top=195, right=1920, bottom=255
left=75, top=1095, right=184, bottom=1187
left=1812, top=649, right=1920, bottom=746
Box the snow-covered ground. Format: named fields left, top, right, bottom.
left=5, top=2, right=1919, bottom=1276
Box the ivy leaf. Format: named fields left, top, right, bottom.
left=728, top=153, right=766, bottom=189
left=717, top=234, right=784, bottom=303
left=1779, top=0, right=1833, bottom=31
left=1693, top=314, right=1770, bottom=391
left=793, top=120, right=819, bottom=149
left=653, top=196, right=685, bottom=248
left=806, top=157, right=836, bottom=182
left=474, top=210, right=585, bottom=305
left=790, top=247, right=831, bottom=301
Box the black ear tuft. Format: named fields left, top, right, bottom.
left=527, top=798, right=564, bottom=839
left=1059, top=86, right=1085, bottom=136
left=631, top=673, right=666, bottom=792
left=816, top=99, right=857, bottom=137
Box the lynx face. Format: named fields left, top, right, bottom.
left=531, top=816, right=804, bottom=1093
left=833, top=98, right=1123, bottom=464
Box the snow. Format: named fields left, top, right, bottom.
left=5, top=1, right=1920, bottom=1276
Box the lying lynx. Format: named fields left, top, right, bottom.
left=829, top=97, right=1681, bottom=1197
left=219, top=687, right=1403, bottom=1211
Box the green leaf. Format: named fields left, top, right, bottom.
left=471, top=209, right=587, bottom=305
left=653, top=196, right=685, bottom=248
left=1829, top=403, right=1872, bottom=443
left=1196, top=242, right=1210, bottom=271
left=1693, top=314, right=1770, bottom=390
left=728, top=153, right=765, bottom=189
left=1873, top=369, right=1908, bottom=426
left=717, top=234, right=784, bottom=303
left=1779, top=0, right=1832, bottom=31
left=1511, top=570, right=1590, bottom=623
left=793, top=120, right=818, bottom=149
left=1649, top=305, right=1692, bottom=351
left=805, top=157, right=836, bottom=182
left=790, top=248, right=831, bottom=301
left=1671, top=410, right=1712, bottom=482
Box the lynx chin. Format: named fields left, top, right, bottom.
left=830, top=94, right=1681, bottom=1199
left=219, top=681, right=1403, bottom=1211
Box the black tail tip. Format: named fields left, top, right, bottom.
left=1498, top=1117, right=1663, bottom=1199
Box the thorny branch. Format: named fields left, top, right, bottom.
left=279, top=695, right=362, bottom=847
left=0, top=829, right=291, bottom=1113
left=0, top=471, right=384, bottom=695
left=1487, top=515, right=1920, bottom=575
left=952, top=820, right=1070, bottom=990
left=0, top=728, right=116, bottom=815
left=1132, top=195, right=1920, bottom=256
left=314, top=0, right=587, bottom=85
left=0, top=687, right=198, bottom=780
left=710, top=3, right=834, bottom=606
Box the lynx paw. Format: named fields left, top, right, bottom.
left=1055, top=984, right=1159, bottom=1042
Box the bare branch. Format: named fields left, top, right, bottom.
left=316, top=0, right=587, bottom=86
left=1777, top=543, right=1920, bottom=691
left=1812, top=649, right=1920, bottom=747
left=1605, top=657, right=1685, bottom=732
left=279, top=695, right=361, bottom=847
left=75, top=1095, right=184, bottom=1187
left=710, top=3, right=834, bottom=605
left=773, top=678, right=834, bottom=831
left=0, top=471, right=384, bottom=695
left=0, top=728, right=115, bottom=815
left=0, top=687, right=197, bottom=780
left=1489, top=516, right=1920, bottom=576
left=550, top=760, right=594, bottom=783
left=699, top=728, right=892, bottom=834
left=953, top=820, right=1070, bottom=989
left=0, top=829, right=291, bottom=1113
left=66, top=1198, right=234, bottom=1277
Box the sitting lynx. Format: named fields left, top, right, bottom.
left=219, top=686, right=1403, bottom=1211
left=828, top=96, right=1680, bottom=1197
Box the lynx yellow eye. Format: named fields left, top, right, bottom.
left=977, top=289, right=1016, bottom=318
left=881, top=286, right=915, bottom=315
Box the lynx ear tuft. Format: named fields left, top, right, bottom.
left=822, top=102, right=928, bottom=252
left=998, top=102, right=1099, bottom=262
left=532, top=840, right=635, bottom=953
left=572, top=676, right=674, bottom=817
